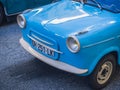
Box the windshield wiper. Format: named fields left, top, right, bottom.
left=90, top=0, right=102, bottom=10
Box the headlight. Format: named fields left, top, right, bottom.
left=17, top=14, right=26, bottom=28
left=67, top=36, right=80, bottom=53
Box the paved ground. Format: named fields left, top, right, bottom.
left=0, top=20, right=120, bottom=90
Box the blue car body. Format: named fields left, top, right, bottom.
left=19, top=0, right=120, bottom=76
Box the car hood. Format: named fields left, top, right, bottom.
left=28, top=0, right=116, bottom=37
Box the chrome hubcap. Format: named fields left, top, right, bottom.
left=97, top=61, right=113, bottom=84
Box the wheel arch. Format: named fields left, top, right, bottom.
left=87, top=46, right=119, bottom=75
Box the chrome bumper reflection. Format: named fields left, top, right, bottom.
left=20, top=38, right=88, bottom=74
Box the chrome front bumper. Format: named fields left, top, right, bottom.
left=20, top=38, right=88, bottom=74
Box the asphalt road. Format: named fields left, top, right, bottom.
left=0, top=20, right=120, bottom=90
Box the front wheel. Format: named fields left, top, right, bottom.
left=88, top=54, right=117, bottom=89
left=0, top=5, right=6, bottom=25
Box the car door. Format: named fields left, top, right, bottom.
left=6, top=0, right=27, bottom=15
left=6, top=0, right=53, bottom=15
left=27, top=0, right=53, bottom=8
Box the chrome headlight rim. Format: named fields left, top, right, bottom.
left=17, top=14, right=26, bottom=28
left=66, top=36, right=80, bottom=53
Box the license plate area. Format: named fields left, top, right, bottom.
left=32, top=40, right=55, bottom=57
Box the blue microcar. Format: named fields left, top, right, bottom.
left=17, top=0, right=120, bottom=89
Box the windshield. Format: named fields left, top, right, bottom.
left=73, top=0, right=120, bottom=13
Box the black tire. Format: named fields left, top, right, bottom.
left=0, top=5, right=6, bottom=25
left=88, top=54, right=116, bottom=89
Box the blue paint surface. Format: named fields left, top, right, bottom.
left=0, top=0, right=53, bottom=15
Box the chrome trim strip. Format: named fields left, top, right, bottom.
left=74, top=30, right=88, bottom=36
left=7, top=11, right=22, bottom=16
left=3, top=7, right=8, bottom=16
left=27, top=35, right=63, bottom=54
left=83, top=37, right=115, bottom=48
left=20, top=38, right=88, bottom=74
left=31, top=34, right=54, bottom=46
